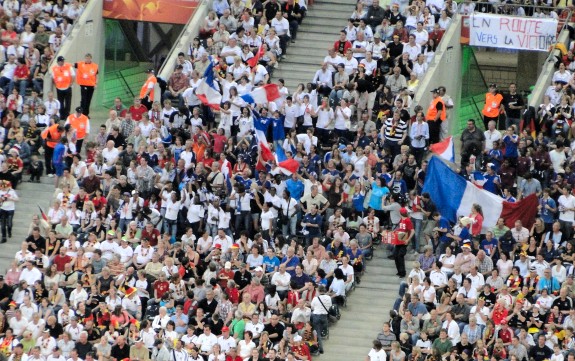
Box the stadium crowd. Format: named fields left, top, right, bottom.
left=1, top=0, right=575, bottom=360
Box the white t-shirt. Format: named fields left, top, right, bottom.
left=368, top=348, right=387, bottom=361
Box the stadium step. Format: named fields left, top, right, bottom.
left=0, top=177, right=55, bottom=272
left=320, top=245, right=398, bottom=361
left=272, top=0, right=355, bottom=90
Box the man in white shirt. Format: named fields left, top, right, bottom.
left=220, top=38, right=242, bottom=65
left=196, top=325, right=218, bottom=355
left=0, top=55, right=17, bottom=93
left=483, top=120, right=501, bottom=152
left=217, top=326, right=237, bottom=353
left=310, top=285, right=331, bottom=354
left=413, top=22, right=429, bottom=46
left=101, top=141, right=119, bottom=170
left=271, top=11, right=291, bottom=57
left=558, top=185, right=575, bottom=240
left=99, top=232, right=119, bottom=261
left=323, top=48, right=343, bottom=73
left=19, top=261, right=42, bottom=285
left=271, top=264, right=291, bottom=298
left=402, top=34, right=421, bottom=61
left=9, top=309, right=29, bottom=337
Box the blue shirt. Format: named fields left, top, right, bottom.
left=263, top=255, right=280, bottom=273
left=540, top=197, right=556, bottom=224
left=352, top=191, right=366, bottom=212
left=389, top=178, right=407, bottom=195
left=281, top=255, right=301, bottom=277
left=369, top=183, right=390, bottom=211
left=438, top=217, right=450, bottom=243
left=483, top=173, right=500, bottom=194
left=285, top=178, right=304, bottom=201
left=480, top=238, right=498, bottom=257
left=503, top=134, right=519, bottom=158
left=52, top=143, right=66, bottom=165
left=537, top=277, right=561, bottom=294
left=302, top=213, right=322, bottom=237
left=171, top=313, right=189, bottom=334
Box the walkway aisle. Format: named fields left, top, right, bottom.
left=272, top=0, right=355, bottom=89
left=0, top=176, right=55, bottom=272
left=321, top=246, right=398, bottom=361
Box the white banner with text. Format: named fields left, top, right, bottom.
left=469, top=14, right=557, bottom=51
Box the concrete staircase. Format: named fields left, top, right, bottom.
left=273, top=0, right=355, bottom=90
left=0, top=177, right=55, bottom=273
left=321, top=246, right=398, bottom=361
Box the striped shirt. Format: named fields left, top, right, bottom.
left=384, top=118, right=408, bottom=142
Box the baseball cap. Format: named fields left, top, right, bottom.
left=399, top=207, right=408, bottom=216
left=254, top=266, right=263, bottom=272
left=373, top=33, right=381, bottom=39
left=222, top=326, right=230, bottom=332
left=224, top=261, right=232, bottom=269
left=57, top=56, right=64, bottom=62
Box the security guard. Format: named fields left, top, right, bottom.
left=41, top=123, right=65, bottom=177
left=425, top=88, right=446, bottom=144
left=65, top=107, right=90, bottom=152
left=51, top=56, right=75, bottom=120
left=75, top=53, right=98, bottom=116
left=482, top=83, right=504, bottom=130
left=139, top=68, right=157, bottom=109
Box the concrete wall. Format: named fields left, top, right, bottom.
left=412, top=14, right=463, bottom=135
left=155, top=0, right=211, bottom=101
left=43, top=0, right=106, bottom=111
left=528, top=28, right=571, bottom=108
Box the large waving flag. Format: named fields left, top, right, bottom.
left=241, top=84, right=281, bottom=105
left=429, top=136, right=454, bottom=163
left=252, top=110, right=274, bottom=162
left=195, top=57, right=222, bottom=110
left=422, top=156, right=539, bottom=232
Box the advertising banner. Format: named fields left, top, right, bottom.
left=103, top=0, right=199, bottom=24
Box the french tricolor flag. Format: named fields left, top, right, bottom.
left=195, top=57, right=222, bottom=110
left=274, top=132, right=299, bottom=175
left=429, top=136, right=454, bottom=163
left=253, top=110, right=274, bottom=162
left=423, top=157, right=539, bottom=232
left=241, top=84, right=281, bottom=105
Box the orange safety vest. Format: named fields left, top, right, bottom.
left=426, top=97, right=446, bottom=122
left=482, top=92, right=503, bottom=118
left=67, top=113, right=89, bottom=139
left=52, top=63, right=73, bottom=90
left=76, top=61, right=98, bottom=87
left=41, top=124, right=62, bottom=148
left=139, top=75, right=157, bottom=100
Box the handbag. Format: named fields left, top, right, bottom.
left=318, top=294, right=340, bottom=322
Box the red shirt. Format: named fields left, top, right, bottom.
left=498, top=327, right=513, bottom=344
left=398, top=217, right=413, bottom=233
left=292, top=344, right=312, bottom=361
left=470, top=213, right=483, bottom=236
left=212, top=134, right=227, bottom=154
left=218, top=269, right=235, bottom=289
left=14, top=64, right=29, bottom=80
left=141, top=228, right=160, bottom=246
left=53, top=254, right=72, bottom=272
left=128, top=104, right=148, bottom=121
left=154, top=280, right=170, bottom=299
